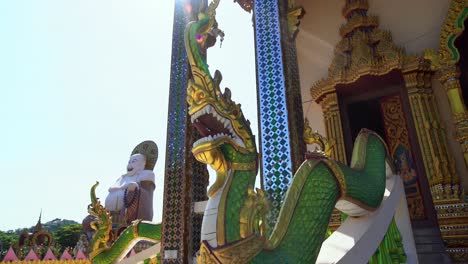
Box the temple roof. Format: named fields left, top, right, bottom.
left=43, top=248, right=58, bottom=260
left=24, top=249, right=40, bottom=261
left=3, top=246, right=19, bottom=261
left=60, top=249, right=73, bottom=260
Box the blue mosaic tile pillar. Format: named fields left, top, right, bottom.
left=161, top=0, right=209, bottom=263
left=253, top=0, right=305, bottom=229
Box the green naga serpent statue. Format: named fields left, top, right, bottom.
left=186, top=1, right=394, bottom=263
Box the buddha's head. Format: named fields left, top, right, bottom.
left=126, top=153, right=146, bottom=176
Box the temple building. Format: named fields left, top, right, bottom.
left=17, top=214, right=54, bottom=253
left=297, top=0, right=467, bottom=262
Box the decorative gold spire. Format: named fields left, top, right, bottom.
left=340, top=0, right=377, bottom=37
left=310, top=0, right=424, bottom=103
left=35, top=210, right=43, bottom=231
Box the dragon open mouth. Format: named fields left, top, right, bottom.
left=191, top=105, right=246, bottom=149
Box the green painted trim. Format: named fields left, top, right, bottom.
left=457, top=7, right=468, bottom=28
left=448, top=34, right=460, bottom=61
left=448, top=7, right=468, bottom=61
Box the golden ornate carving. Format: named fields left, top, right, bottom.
left=380, top=95, right=427, bottom=220
left=328, top=210, right=342, bottom=232
left=447, top=251, right=468, bottom=263
left=404, top=71, right=460, bottom=201
left=438, top=0, right=468, bottom=64
left=239, top=187, right=269, bottom=239
left=304, top=118, right=335, bottom=157
left=339, top=15, right=378, bottom=37
left=311, top=6, right=427, bottom=105
left=193, top=146, right=228, bottom=198
left=435, top=199, right=468, bottom=262
left=287, top=6, right=305, bottom=40
left=404, top=61, right=467, bottom=256
left=380, top=96, right=411, bottom=153
left=321, top=93, right=347, bottom=163
left=342, top=0, right=369, bottom=18
left=198, top=236, right=264, bottom=264
left=198, top=242, right=221, bottom=264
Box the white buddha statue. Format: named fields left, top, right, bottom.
left=82, top=141, right=157, bottom=238
left=105, top=153, right=154, bottom=218
left=104, top=141, right=157, bottom=226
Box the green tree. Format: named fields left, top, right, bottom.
left=53, top=224, right=82, bottom=250
left=0, top=230, right=18, bottom=260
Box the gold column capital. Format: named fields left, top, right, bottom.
left=439, top=64, right=461, bottom=85
left=321, top=92, right=339, bottom=112
left=403, top=71, right=434, bottom=89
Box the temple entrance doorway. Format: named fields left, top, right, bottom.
left=338, top=75, right=431, bottom=223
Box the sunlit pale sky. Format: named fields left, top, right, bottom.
left=0, top=0, right=256, bottom=231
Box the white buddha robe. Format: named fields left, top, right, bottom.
left=104, top=170, right=155, bottom=212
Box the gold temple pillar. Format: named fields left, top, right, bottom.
left=321, top=92, right=347, bottom=164
left=439, top=65, right=468, bottom=168
left=403, top=70, right=460, bottom=201
left=404, top=68, right=468, bottom=261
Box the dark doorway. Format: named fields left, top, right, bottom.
left=347, top=99, right=386, bottom=146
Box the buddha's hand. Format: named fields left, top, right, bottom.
left=126, top=182, right=139, bottom=192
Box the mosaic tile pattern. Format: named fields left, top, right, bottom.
left=254, top=0, right=294, bottom=229
left=161, top=1, right=191, bottom=263
left=162, top=1, right=209, bottom=262
left=187, top=128, right=209, bottom=257
left=279, top=2, right=306, bottom=176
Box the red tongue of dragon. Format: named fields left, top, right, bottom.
left=194, top=113, right=230, bottom=137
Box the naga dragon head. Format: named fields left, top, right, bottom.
left=185, top=1, right=257, bottom=197
left=187, top=70, right=257, bottom=162
left=87, top=182, right=112, bottom=260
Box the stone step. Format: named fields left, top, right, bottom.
left=412, top=226, right=453, bottom=263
